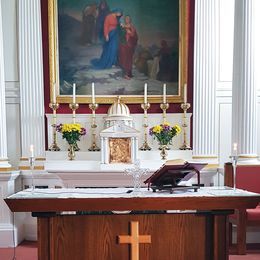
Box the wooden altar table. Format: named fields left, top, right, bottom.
left=5, top=187, right=260, bottom=260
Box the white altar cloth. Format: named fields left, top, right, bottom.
left=7, top=187, right=259, bottom=199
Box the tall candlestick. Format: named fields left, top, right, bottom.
left=73, top=83, right=76, bottom=103
left=184, top=83, right=187, bottom=104
left=144, top=83, right=147, bottom=103
left=92, top=82, right=95, bottom=104
left=53, top=83, right=56, bottom=103
left=30, top=144, right=34, bottom=158
left=48, top=102, right=60, bottom=151
left=233, top=142, right=238, bottom=155
left=163, top=84, right=166, bottom=103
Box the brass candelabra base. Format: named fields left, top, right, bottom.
left=139, top=141, right=151, bottom=151
left=179, top=143, right=192, bottom=150
left=88, top=143, right=100, bottom=152
left=48, top=142, right=60, bottom=151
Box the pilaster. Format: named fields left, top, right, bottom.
left=0, top=0, right=11, bottom=168
left=232, top=0, right=258, bottom=160
left=193, top=0, right=218, bottom=163
left=19, top=0, right=45, bottom=158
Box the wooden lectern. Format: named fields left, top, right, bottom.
left=144, top=160, right=207, bottom=193
left=5, top=187, right=260, bottom=260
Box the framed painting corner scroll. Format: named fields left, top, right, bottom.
left=48, top=0, right=189, bottom=104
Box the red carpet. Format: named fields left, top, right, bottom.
left=0, top=241, right=37, bottom=260
left=230, top=251, right=260, bottom=260
left=0, top=241, right=259, bottom=260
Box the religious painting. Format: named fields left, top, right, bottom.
left=48, top=0, right=189, bottom=103
left=109, top=138, right=131, bottom=163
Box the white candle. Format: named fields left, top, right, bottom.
left=163, top=84, right=166, bottom=103
left=53, top=83, right=56, bottom=103
left=233, top=142, right=238, bottom=155
left=73, top=83, right=76, bottom=103
left=144, top=83, right=147, bottom=103
left=184, top=83, right=187, bottom=104
left=92, top=82, right=95, bottom=103
left=30, top=144, right=34, bottom=158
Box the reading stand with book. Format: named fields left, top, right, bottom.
left=144, top=159, right=207, bottom=193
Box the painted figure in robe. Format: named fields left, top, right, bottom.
left=91, top=8, right=123, bottom=69
left=119, top=15, right=138, bottom=79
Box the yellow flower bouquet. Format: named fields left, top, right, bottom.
left=56, top=123, right=86, bottom=145
left=149, top=122, right=181, bottom=145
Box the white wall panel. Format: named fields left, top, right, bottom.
left=6, top=103, right=21, bottom=166
left=1, top=0, right=18, bottom=82
left=217, top=102, right=232, bottom=166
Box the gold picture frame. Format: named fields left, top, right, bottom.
left=48, top=0, right=189, bottom=104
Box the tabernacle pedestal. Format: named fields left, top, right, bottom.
left=5, top=187, right=260, bottom=260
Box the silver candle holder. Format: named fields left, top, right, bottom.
left=139, top=103, right=152, bottom=151
left=28, top=156, right=35, bottom=192
left=179, top=102, right=192, bottom=150
left=230, top=155, right=239, bottom=190
left=48, top=102, right=60, bottom=151
left=88, top=103, right=100, bottom=151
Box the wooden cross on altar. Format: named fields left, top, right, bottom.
left=118, top=221, right=151, bottom=260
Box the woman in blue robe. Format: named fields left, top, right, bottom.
left=91, top=9, right=123, bottom=69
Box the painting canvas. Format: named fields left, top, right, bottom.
left=49, top=0, right=188, bottom=103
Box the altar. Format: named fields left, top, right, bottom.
left=20, top=150, right=217, bottom=189
left=5, top=187, right=260, bottom=260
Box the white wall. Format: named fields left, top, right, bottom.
left=1, top=0, right=21, bottom=166
left=1, top=0, right=260, bottom=166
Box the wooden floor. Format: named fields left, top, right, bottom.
left=0, top=241, right=259, bottom=260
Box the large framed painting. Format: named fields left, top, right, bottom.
left=48, top=0, right=189, bottom=104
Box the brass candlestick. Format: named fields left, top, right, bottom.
left=88, top=103, right=100, bottom=151
left=69, top=102, right=79, bottom=124
left=139, top=103, right=152, bottom=151
left=179, top=102, right=191, bottom=150
left=48, top=102, right=60, bottom=151
left=160, top=103, right=169, bottom=124
left=160, top=102, right=170, bottom=150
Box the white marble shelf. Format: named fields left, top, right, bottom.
left=45, top=150, right=193, bottom=162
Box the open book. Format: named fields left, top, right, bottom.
left=144, top=159, right=207, bottom=191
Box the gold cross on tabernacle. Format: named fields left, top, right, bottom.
left=118, top=221, right=151, bottom=260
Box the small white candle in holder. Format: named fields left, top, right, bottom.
left=53, top=83, right=56, bottom=103
left=163, top=84, right=166, bottom=103
left=92, top=82, right=95, bottom=103
left=144, top=83, right=147, bottom=103
left=184, top=83, right=187, bottom=104
left=72, top=83, right=76, bottom=103
left=233, top=143, right=238, bottom=155
left=30, top=144, right=34, bottom=158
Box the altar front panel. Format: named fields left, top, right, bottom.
left=39, top=213, right=215, bottom=260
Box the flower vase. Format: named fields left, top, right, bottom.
left=160, top=144, right=168, bottom=160
left=68, top=144, right=76, bottom=160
